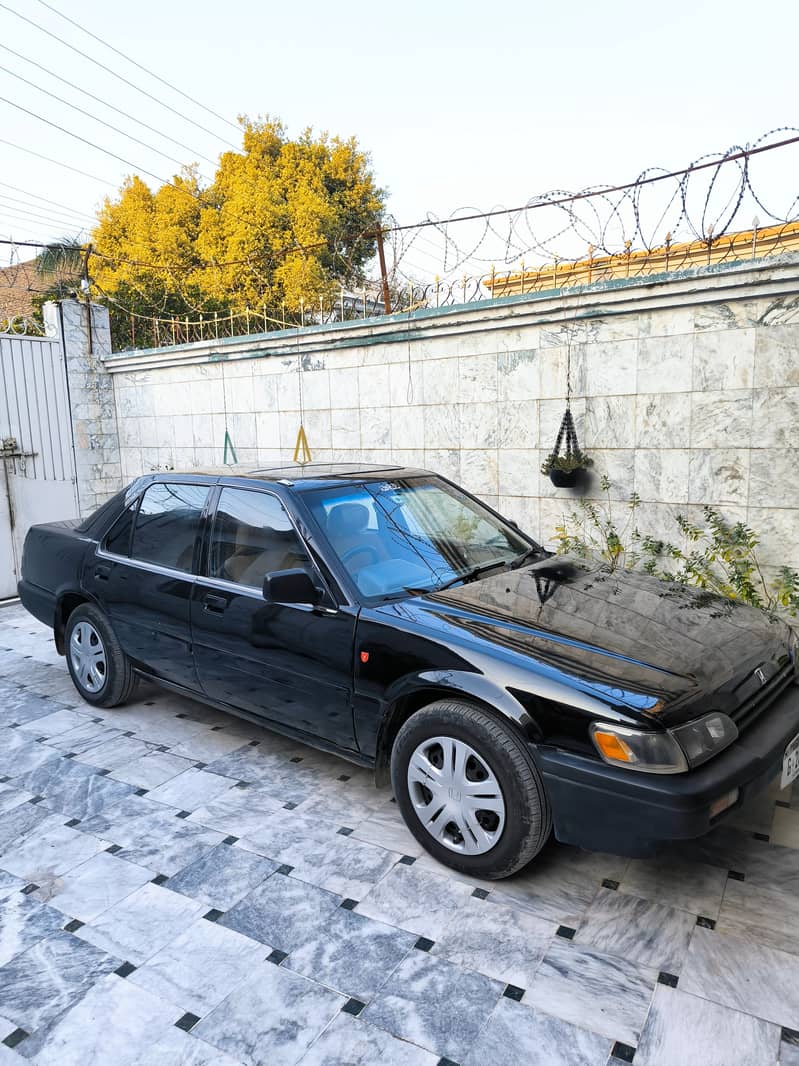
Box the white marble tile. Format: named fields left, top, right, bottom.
left=17, top=707, right=91, bottom=737
left=38, top=850, right=154, bottom=921
left=621, top=856, right=728, bottom=918
left=165, top=843, right=277, bottom=911
left=0, top=821, right=106, bottom=885
left=285, top=834, right=400, bottom=900
left=575, top=887, right=695, bottom=972
left=299, top=1012, right=438, bottom=1066
left=0, top=893, right=65, bottom=966
left=146, top=768, right=238, bottom=812
left=771, top=807, right=799, bottom=849
left=136, top=1026, right=243, bottom=1065
left=0, top=785, right=32, bottom=816
left=130, top=917, right=266, bottom=1015
left=463, top=997, right=611, bottom=1066
left=110, top=751, right=196, bottom=790
left=433, top=896, right=556, bottom=988
left=524, top=938, right=657, bottom=1045
left=0, top=930, right=119, bottom=1032
left=286, top=907, right=415, bottom=1002
left=351, top=804, right=425, bottom=857
left=220, top=873, right=340, bottom=953
left=188, top=788, right=284, bottom=837
left=77, top=882, right=206, bottom=966
left=194, top=959, right=344, bottom=1066
left=363, top=950, right=503, bottom=1061
left=356, top=864, right=473, bottom=940
left=167, top=729, right=253, bottom=763
left=681, top=927, right=799, bottom=1028
left=634, top=984, right=780, bottom=1066
left=74, top=735, right=155, bottom=771
left=23, top=973, right=179, bottom=1066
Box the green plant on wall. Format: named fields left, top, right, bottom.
left=553, top=476, right=799, bottom=619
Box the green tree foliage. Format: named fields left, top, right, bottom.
left=90, top=117, right=385, bottom=339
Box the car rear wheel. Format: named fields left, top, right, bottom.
left=391, top=699, right=552, bottom=879
left=65, top=604, right=136, bottom=708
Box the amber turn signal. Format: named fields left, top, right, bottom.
left=592, top=730, right=635, bottom=763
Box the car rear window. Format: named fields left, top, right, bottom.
left=130, top=483, right=209, bottom=572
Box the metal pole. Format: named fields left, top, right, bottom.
left=376, top=228, right=392, bottom=314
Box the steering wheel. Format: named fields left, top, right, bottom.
left=340, top=544, right=381, bottom=567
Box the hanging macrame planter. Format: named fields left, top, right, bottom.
left=541, top=407, right=594, bottom=488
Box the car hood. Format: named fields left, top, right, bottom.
left=397, top=557, right=792, bottom=726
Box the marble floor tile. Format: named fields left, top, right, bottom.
left=167, top=729, right=252, bottom=763
left=0, top=785, right=32, bottom=816
left=285, top=834, right=399, bottom=900
left=634, top=984, right=781, bottom=1066
left=0, top=929, right=119, bottom=1031
left=575, top=887, right=695, bottom=972
left=681, top=927, right=799, bottom=1028
left=781, top=1041, right=799, bottom=1066
left=136, top=1026, right=244, bottom=1066
left=166, top=843, right=277, bottom=911
left=113, top=814, right=224, bottom=876
left=363, top=949, right=503, bottom=1061
left=770, top=806, right=799, bottom=849
left=220, top=873, right=340, bottom=953
left=44, top=719, right=125, bottom=756
left=286, top=906, right=416, bottom=1002
left=16, top=758, right=137, bottom=820
left=194, top=959, right=345, bottom=1066
left=0, top=893, right=66, bottom=966
left=0, top=736, right=61, bottom=779
left=294, top=787, right=390, bottom=829
left=109, top=750, right=196, bottom=790
left=203, top=750, right=320, bottom=806
left=355, top=864, right=473, bottom=940
left=463, top=997, right=611, bottom=1066
left=130, top=916, right=267, bottom=1015
left=620, top=855, right=728, bottom=918
left=76, top=882, right=206, bottom=966
left=486, top=845, right=610, bottom=926
left=236, top=808, right=341, bottom=864
left=0, top=871, right=25, bottom=904
left=0, top=1014, right=15, bottom=1041
left=38, top=850, right=154, bottom=921
left=299, top=1012, right=438, bottom=1066
left=74, top=735, right=156, bottom=771
left=146, top=768, right=239, bottom=812
left=432, top=896, right=557, bottom=988
left=524, top=938, right=658, bottom=1045
left=188, top=788, right=284, bottom=837
left=21, top=972, right=179, bottom=1066
left=16, top=707, right=90, bottom=737
left=351, top=803, right=425, bottom=857
left=0, top=821, right=106, bottom=885
left=718, top=877, right=799, bottom=954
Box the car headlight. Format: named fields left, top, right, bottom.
left=671, top=713, right=738, bottom=768
left=590, top=712, right=738, bottom=774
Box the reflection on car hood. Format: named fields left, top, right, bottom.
left=400, top=557, right=791, bottom=723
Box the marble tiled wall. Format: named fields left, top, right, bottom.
left=103, top=260, right=799, bottom=573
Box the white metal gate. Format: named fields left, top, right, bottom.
left=0, top=331, right=78, bottom=599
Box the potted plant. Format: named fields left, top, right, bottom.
left=541, top=407, right=593, bottom=488
left=541, top=448, right=594, bottom=488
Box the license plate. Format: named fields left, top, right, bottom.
left=781, top=732, right=799, bottom=789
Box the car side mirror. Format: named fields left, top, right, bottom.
left=263, top=568, right=319, bottom=606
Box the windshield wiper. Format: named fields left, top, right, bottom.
left=508, top=546, right=547, bottom=570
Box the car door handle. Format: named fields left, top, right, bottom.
left=202, top=594, right=228, bottom=613
left=94, top=564, right=111, bottom=581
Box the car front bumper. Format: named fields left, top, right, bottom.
left=538, top=682, right=799, bottom=856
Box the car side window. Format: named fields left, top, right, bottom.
left=129, top=483, right=209, bottom=573
left=103, top=504, right=136, bottom=556
left=208, top=487, right=310, bottom=589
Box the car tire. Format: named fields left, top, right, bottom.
left=391, top=699, right=552, bottom=879
left=65, top=603, right=136, bottom=708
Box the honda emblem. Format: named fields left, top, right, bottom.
left=754, top=667, right=767, bottom=686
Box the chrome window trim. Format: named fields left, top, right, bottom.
left=95, top=548, right=197, bottom=582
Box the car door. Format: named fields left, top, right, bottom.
left=91, top=480, right=210, bottom=689
left=190, top=485, right=358, bottom=750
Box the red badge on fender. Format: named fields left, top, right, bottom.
left=360, top=651, right=369, bottom=663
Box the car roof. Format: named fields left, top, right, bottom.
left=138, top=463, right=432, bottom=490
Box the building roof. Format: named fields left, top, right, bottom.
left=0, top=259, right=39, bottom=320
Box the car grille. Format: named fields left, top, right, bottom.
left=728, top=663, right=795, bottom=733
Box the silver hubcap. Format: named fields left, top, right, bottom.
left=69, top=621, right=107, bottom=693
left=407, top=736, right=506, bottom=855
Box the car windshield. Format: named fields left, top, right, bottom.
left=304, top=476, right=537, bottom=600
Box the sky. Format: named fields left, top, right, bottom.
left=0, top=0, right=797, bottom=279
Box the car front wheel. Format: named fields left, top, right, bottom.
left=65, top=604, right=136, bottom=708
left=391, top=699, right=552, bottom=879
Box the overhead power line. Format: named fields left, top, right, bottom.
left=0, top=0, right=240, bottom=151
left=0, top=63, right=213, bottom=178
left=0, top=188, right=95, bottom=224
left=34, top=0, right=241, bottom=137
left=0, top=136, right=117, bottom=185
left=0, top=201, right=89, bottom=231
left=0, top=43, right=219, bottom=167
left=0, top=95, right=201, bottom=200
left=0, top=181, right=95, bottom=221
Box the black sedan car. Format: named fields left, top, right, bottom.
left=18, top=463, right=799, bottom=879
